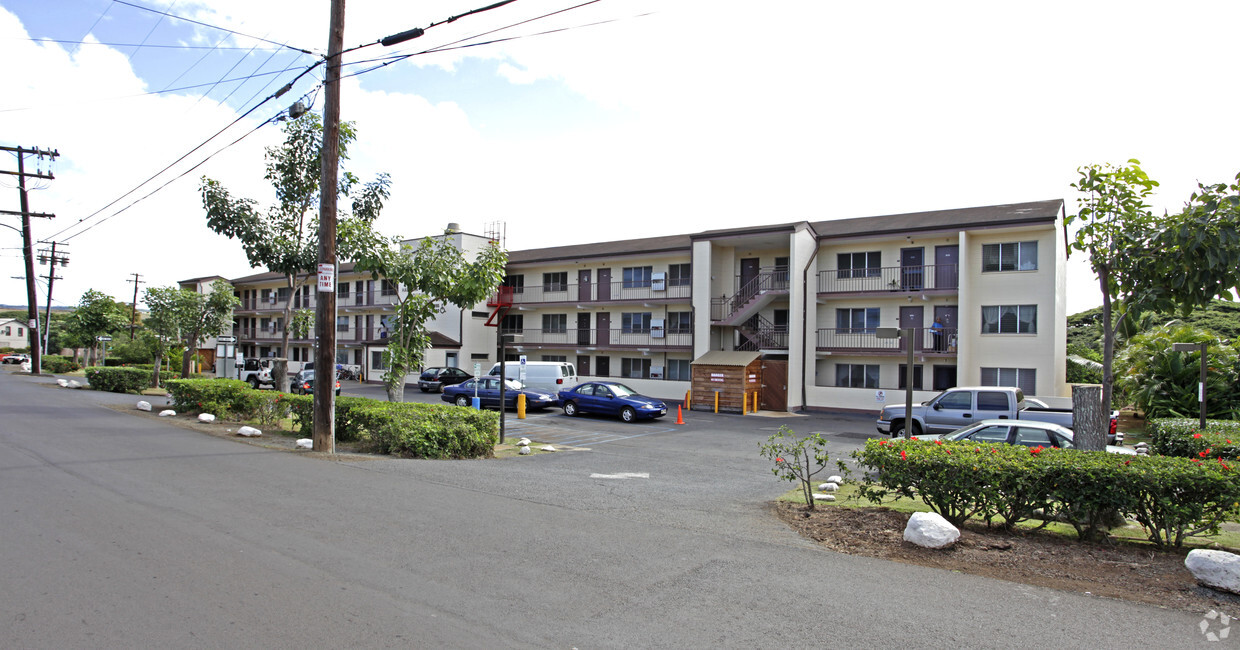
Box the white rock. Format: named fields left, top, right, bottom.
left=296, top=438, right=313, bottom=449
left=518, top=446, right=531, bottom=455
left=827, top=475, right=844, bottom=484
left=540, top=445, right=556, bottom=452
left=904, top=511, right=960, bottom=549
left=20, top=361, right=31, bottom=372
left=136, top=401, right=151, bottom=412
left=56, top=378, right=68, bottom=387
left=198, top=413, right=216, bottom=423
left=812, top=493, right=836, bottom=501
left=67, top=380, right=82, bottom=389
left=159, top=410, right=176, bottom=417
left=1187, top=550, right=1240, bottom=594
left=237, top=426, right=262, bottom=437
left=818, top=482, right=840, bottom=492
left=517, top=438, right=531, bottom=446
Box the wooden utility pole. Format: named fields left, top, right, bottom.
left=1, top=145, right=58, bottom=375
left=127, top=273, right=145, bottom=340
left=38, top=242, right=68, bottom=354
left=314, top=0, right=345, bottom=453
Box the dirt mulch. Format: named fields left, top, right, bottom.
left=775, top=501, right=1240, bottom=614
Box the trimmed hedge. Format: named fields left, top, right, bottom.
left=85, top=366, right=150, bottom=393
left=1148, top=418, right=1240, bottom=459
left=166, top=378, right=280, bottom=422
left=283, top=394, right=498, bottom=459
left=41, top=355, right=80, bottom=373
left=854, top=438, right=1240, bottom=548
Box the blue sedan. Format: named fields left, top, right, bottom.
left=557, top=381, right=667, bottom=423
left=441, top=377, right=557, bottom=411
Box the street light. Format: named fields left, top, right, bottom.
left=498, top=332, right=523, bottom=443
left=877, top=326, right=915, bottom=438
left=1172, top=341, right=1208, bottom=430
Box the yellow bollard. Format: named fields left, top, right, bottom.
left=752, top=391, right=759, bottom=413
left=517, top=393, right=526, bottom=419
left=685, top=390, right=691, bottom=410
left=714, top=391, right=719, bottom=413
left=743, top=392, right=748, bottom=415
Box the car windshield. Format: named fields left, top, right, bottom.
left=608, top=383, right=637, bottom=397
left=945, top=424, right=986, bottom=441
left=503, top=379, right=526, bottom=390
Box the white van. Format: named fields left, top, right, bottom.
left=488, top=361, right=578, bottom=395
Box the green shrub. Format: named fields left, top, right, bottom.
left=41, top=355, right=80, bottom=373
left=1148, top=419, right=1240, bottom=459
left=103, top=358, right=124, bottom=367
left=288, top=396, right=498, bottom=458
left=165, top=379, right=273, bottom=419
left=853, top=438, right=1240, bottom=546
left=84, top=367, right=150, bottom=393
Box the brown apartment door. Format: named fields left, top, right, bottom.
left=578, top=269, right=592, bottom=302
left=761, top=360, right=787, bottom=411
left=934, top=305, right=959, bottom=352
left=597, top=268, right=612, bottom=301
left=739, top=258, right=760, bottom=302
left=901, top=248, right=924, bottom=290
left=577, top=313, right=592, bottom=345
left=900, top=305, right=924, bottom=351
left=935, top=245, right=959, bottom=290
left=577, top=355, right=590, bottom=376
left=596, top=312, right=610, bottom=347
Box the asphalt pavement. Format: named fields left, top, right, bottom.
left=0, top=368, right=1212, bottom=648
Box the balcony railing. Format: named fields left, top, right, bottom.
left=816, top=327, right=957, bottom=353
left=493, top=280, right=691, bottom=306
left=239, top=291, right=401, bottom=312
left=235, top=326, right=390, bottom=344
left=495, top=327, right=692, bottom=349
left=711, top=267, right=790, bottom=322
left=817, top=264, right=959, bottom=294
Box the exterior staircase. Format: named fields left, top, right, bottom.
left=711, top=268, right=789, bottom=326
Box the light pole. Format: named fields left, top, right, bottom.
left=1172, top=341, right=1208, bottom=431
left=497, top=332, right=522, bottom=443
left=877, top=326, right=916, bottom=438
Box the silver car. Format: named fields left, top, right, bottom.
left=921, top=419, right=1134, bottom=455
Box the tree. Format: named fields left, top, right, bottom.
left=758, top=426, right=841, bottom=511
left=354, top=233, right=507, bottom=402
left=1117, top=322, right=1239, bottom=421
left=200, top=113, right=390, bottom=391
left=62, top=289, right=128, bottom=366
left=143, top=280, right=240, bottom=383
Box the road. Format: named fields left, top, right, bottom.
left=0, top=370, right=1211, bottom=648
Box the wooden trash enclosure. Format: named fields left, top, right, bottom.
left=690, top=350, right=762, bottom=413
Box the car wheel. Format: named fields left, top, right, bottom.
left=621, top=406, right=637, bottom=423
left=563, top=401, right=578, bottom=416
left=419, top=386, right=429, bottom=393
left=455, top=395, right=469, bottom=407
left=248, top=376, right=259, bottom=389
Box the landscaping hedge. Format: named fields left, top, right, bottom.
left=1148, top=418, right=1240, bottom=460
left=853, top=438, right=1240, bottom=548
left=165, top=378, right=277, bottom=421
left=41, top=355, right=80, bottom=373
left=85, top=366, right=151, bottom=394
left=283, top=394, right=498, bottom=459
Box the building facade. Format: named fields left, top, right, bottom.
left=204, top=199, right=1068, bottom=411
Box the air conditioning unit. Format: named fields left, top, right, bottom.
left=652, top=272, right=666, bottom=292
left=650, top=318, right=665, bottom=339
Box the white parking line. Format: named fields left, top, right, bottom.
left=589, top=472, right=650, bottom=479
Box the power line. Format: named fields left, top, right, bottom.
left=112, top=0, right=315, bottom=55
left=18, top=37, right=293, bottom=51
left=127, top=0, right=177, bottom=63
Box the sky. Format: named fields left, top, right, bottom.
left=1, top=0, right=1239, bottom=317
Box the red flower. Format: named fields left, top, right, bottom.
left=1192, top=459, right=1202, bottom=464
left=878, top=440, right=888, bottom=446
left=990, top=448, right=998, bottom=454
left=910, top=437, right=919, bottom=441
left=1193, top=433, right=1203, bottom=439
left=975, top=447, right=981, bottom=452
left=935, top=440, right=943, bottom=445
left=1200, top=451, right=1209, bottom=458
left=900, top=450, right=908, bottom=460
left=945, top=449, right=952, bottom=454
left=1124, top=460, right=1131, bottom=465
left=1224, top=463, right=1232, bottom=471
left=776, top=457, right=785, bottom=463
left=1029, top=446, right=1044, bottom=455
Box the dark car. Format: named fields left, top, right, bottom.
left=293, top=369, right=340, bottom=396
left=418, top=367, right=473, bottom=393
left=442, top=377, right=557, bottom=410
left=557, top=381, right=667, bottom=423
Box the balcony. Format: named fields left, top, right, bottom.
left=818, top=264, right=958, bottom=296
left=235, top=326, right=390, bottom=345
left=497, top=327, right=692, bottom=350
left=816, top=327, right=957, bottom=355
left=494, top=281, right=691, bottom=307
left=711, top=267, right=790, bottom=324
left=238, top=290, right=401, bottom=313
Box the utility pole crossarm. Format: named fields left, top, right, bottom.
left=0, top=209, right=55, bottom=218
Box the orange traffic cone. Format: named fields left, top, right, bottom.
left=676, top=405, right=685, bottom=425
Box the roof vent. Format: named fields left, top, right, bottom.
left=446, top=222, right=461, bottom=233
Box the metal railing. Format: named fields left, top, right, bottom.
left=816, top=327, right=957, bottom=352
left=234, top=326, right=389, bottom=344
left=493, top=327, right=692, bottom=349
left=736, top=314, right=789, bottom=351
left=817, top=264, right=959, bottom=294
left=492, top=280, right=692, bottom=306
left=238, top=291, right=401, bottom=313
left=710, top=267, right=790, bottom=321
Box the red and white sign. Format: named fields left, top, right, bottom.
left=317, top=263, right=335, bottom=292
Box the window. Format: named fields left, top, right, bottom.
left=337, top=282, right=350, bottom=297
left=667, top=312, right=692, bottom=334
left=982, top=241, right=1038, bottom=272
left=471, top=311, right=490, bottom=318
left=503, top=274, right=525, bottom=293
left=976, top=391, right=1011, bottom=411
left=541, top=355, right=567, bottom=362
left=261, top=288, right=272, bottom=303
left=622, top=357, right=651, bottom=379
left=937, top=391, right=973, bottom=410
left=981, top=367, right=1037, bottom=395
left=543, top=272, right=568, bottom=292
left=981, top=305, right=1037, bottom=334
left=623, top=266, right=653, bottom=289
left=1013, top=427, right=1053, bottom=448
left=500, top=314, right=524, bottom=333
left=336, top=316, right=350, bottom=332
left=837, top=252, right=881, bottom=279
left=622, top=312, right=652, bottom=333
left=277, top=287, right=289, bottom=302
left=835, top=363, right=879, bottom=388
left=470, top=353, right=489, bottom=360
left=371, top=351, right=388, bottom=370
left=774, top=256, right=790, bottom=288
left=897, top=364, right=923, bottom=390
left=542, top=314, right=567, bottom=334
left=967, top=426, right=1011, bottom=444
left=836, top=307, right=880, bottom=333
left=668, top=263, right=691, bottom=287
left=667, top=359, right=691, bottom=381
left=381, top=279, right=398, bottom=297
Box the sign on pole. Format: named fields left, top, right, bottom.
left=96, top=336, right=112, bottom=342
left=317, top=263, right=335, bottom=292
left=218, top=335, right=237, bottom=343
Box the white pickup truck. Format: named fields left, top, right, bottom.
left=876, top=386, right=1119, bottom=443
